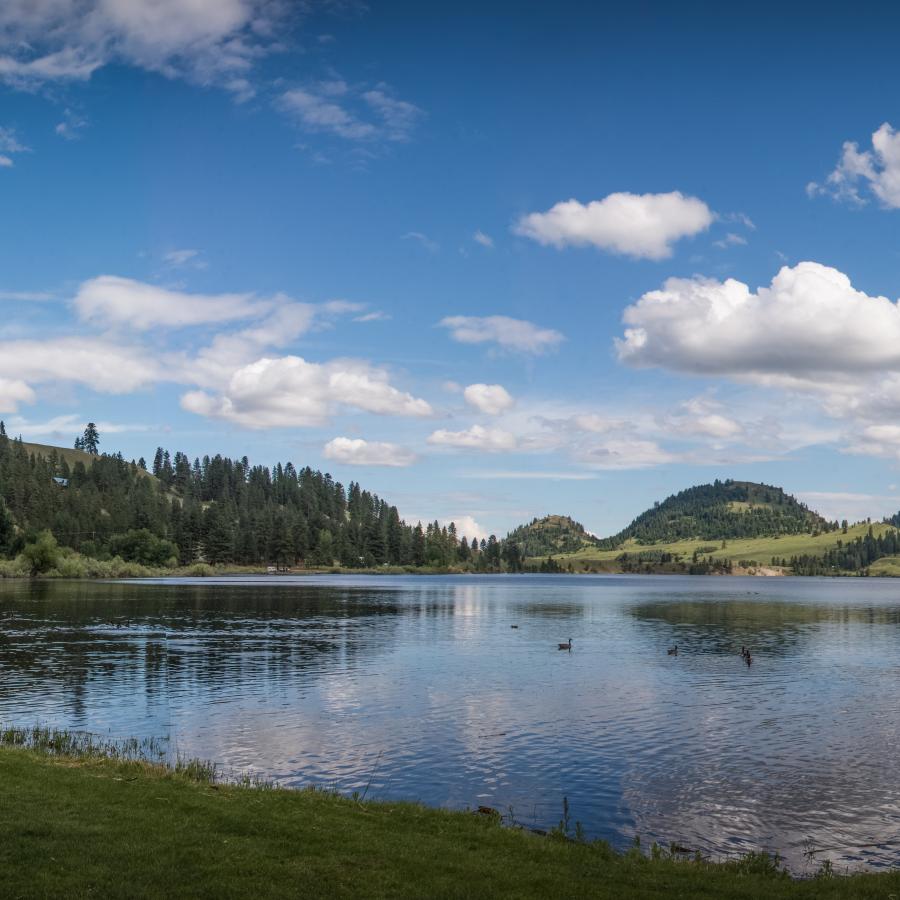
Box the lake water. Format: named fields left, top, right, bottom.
left=2, top=573, right=900, bottom=871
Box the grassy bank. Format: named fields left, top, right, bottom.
left=537, top=522, right=895, bottom=574
left=2, top=734, right=900, bottom=897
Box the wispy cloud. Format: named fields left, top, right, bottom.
left=402, top=231, right=438, bottom=252
left=280, top=80, right=422, bottom=144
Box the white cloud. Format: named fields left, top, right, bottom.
left=0, top=0, right=285, bottom=98
left=473, top=230, right=494, bottom=248
left=182, top=355, right=433, bottom=429
left=514, top=191, right=714, bottom=260
left=0, top=125, right=28, bottom=167
left=402, top=231, right=438, bottom=252
left=280, top=82, right=422, bottom=143
left=427, top=424, right=516, bottom=452
left=73, top=275, right=267, bottom=330
left=617, top=261, right=900, bottom=382
left=795, top=490, right=900, bottom=523
left=713, top=232, right=747, bottom=249
left=577, top=438, right=675, bottom=470
left=463, top=470, right=598, bottom=481
left=668, top=397, right=743, bottom=440
left=362, top=89, right=422, bottom=142
left=463, top=383, right=514, bottom=415
left=323, top=436, right=418, bottom=467
left=445, top=515, right=488, bottom=541
left=809, top=123, right=900, bottom=207
left=6, top=414, right=147, bottom=439
left=163, top=248, right=206, bottom=269
left=0, top=377, right=35, bottom=413
left=55, top=108, right=87, bottom=140
left=439, top=315, right=564, bottom=354
left=353, top=310, right=390, bottom=322
left=0, top=337, right=165, bottom=394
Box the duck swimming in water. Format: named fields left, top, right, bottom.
left=558, top=638, right=572, bottom=651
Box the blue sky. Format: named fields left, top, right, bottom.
left=4, top=2, right=900, bottom=539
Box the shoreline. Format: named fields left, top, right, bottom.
left=2, top=730, right=899, bottom=896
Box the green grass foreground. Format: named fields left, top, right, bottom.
left=3, top=748, right=900, bottom=899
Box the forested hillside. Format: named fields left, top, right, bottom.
left=0, top=423, right=500, bottom=571
left=598, top=480, right=833, bottom=548
left=505, top=515, right=599, bottom=557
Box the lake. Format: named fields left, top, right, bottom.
left=2, top=573, right=900, bottom=872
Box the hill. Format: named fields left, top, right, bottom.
left=504, top=514, right=599, bottom=557
left=598, top=480, right=830, bottom=548
left=0, top=432, right=499, bottom=572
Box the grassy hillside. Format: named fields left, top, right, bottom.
left=534, top=522, right=894, bottom=573
left=19, top=441, right=156, bottom=481
left=21, top=441, right=98, bottom=469
left=505, top=514, right=599, bottom=557
left=600, top=480, right=827, bottom=547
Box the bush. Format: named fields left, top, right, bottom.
left=20, top=531, right=60, bottom=575
left=107, top=529, right=179, bottom=567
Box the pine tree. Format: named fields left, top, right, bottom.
left=82, top=423, right=100, bottom=455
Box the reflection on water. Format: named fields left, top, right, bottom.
left=3, top=574, right=900, bottom=870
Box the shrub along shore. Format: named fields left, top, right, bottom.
left=2, top=728, right=900, bottom=898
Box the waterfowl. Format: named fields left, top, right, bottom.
left=558, top=638, right=572, bottom=651
left=745, top=653, right=752, bottom=666
left=510, top=625, right=519, bottom=629
left=667, top=645, right=678, bottom=656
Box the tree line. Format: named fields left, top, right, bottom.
left=0, top=423, right=506, bottom=571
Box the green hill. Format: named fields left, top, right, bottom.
left=505, top=514, right=599, bottom=557
left=598, top=479, right=830, bottom=548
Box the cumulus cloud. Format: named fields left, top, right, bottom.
left=0, top=336, right=165, bottom=394
left=445, top=515, right=488, bottom=541
left=73, top=275, right=267, bottom=330
left=439, top=315, right=563, bottom=354
left=323, top=436, right=418, bottom=467
left=617, top=261, right=900, bottom=382
left=514, top=191, right=713, bottom=260
left=0, top=377, right=35, bottom=413
left=427, top=424, right=516, bottom=452
left=463, top=383, right=514, bottom=415
left=809, top=122, right=900, bottom=207
left=0, top=0, right=285, bottom=98
left=181, top=355, right=433, bottom=428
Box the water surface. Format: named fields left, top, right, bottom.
left=3, top=573, right=900, bottom=871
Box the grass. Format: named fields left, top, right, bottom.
left=3, top=730, right=900, bottom=897
left=20, top=441, right=157, bottom=481
left=540, top=522, right=894, bottom=573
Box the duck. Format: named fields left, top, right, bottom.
left=510, top=625, right=519, bottom=629
left=558, top=638, right=572, bottom=651
left=667, top=645, right=678, bottom=656
left=745, top=653, right=753, bottom=666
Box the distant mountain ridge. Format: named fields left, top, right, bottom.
left=597, top=479, right=832, bottom=548
left=505, top=514, right=600, bottom=558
